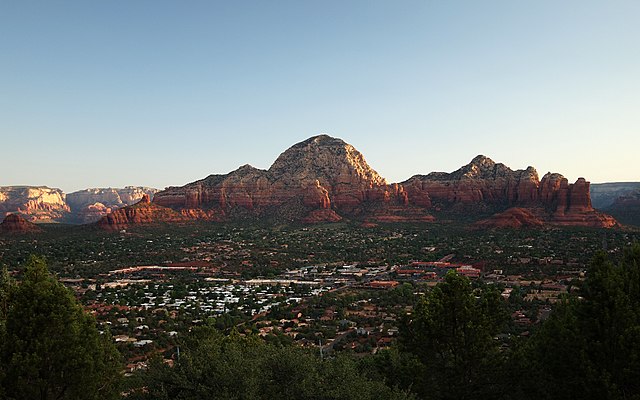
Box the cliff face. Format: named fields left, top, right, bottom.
left=0, top=186, right=159, bottom=224
left=66, top=187, right=159, bottom=223
left=403, top=156, right=540, bottom=206
left=404, top=156, right=615, bottom=228
left=0, top=213, right=42, bottom=234
left=100, top=135, right=616, bottom=229
left=151, top=135, right=415, bottom=225
left=590, top=182, right=640, bottom=209
left=96, top=194, right=192, bottom=230
left=0, top=186, right=69, bottom=222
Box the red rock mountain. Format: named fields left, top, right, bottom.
left=403, top=156, right=616, bottom=228
left=150, top=135, right=428, bottom=225
left=0, top=213, right=42, bottom=234
left=98, top=135, right=616, bottom=229
left=97, top=194, right=191, bottom=230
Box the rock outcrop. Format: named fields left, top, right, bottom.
left=99, top=135, right=616, bottom=229
left=602, top=190, right=640, bottom=227
left=67, top=187, right=159, bottom=223
left=403, top=156, right=540, bottom=206
left=96, top=194, right=189, bottom=230
left=0, top=186, right=159, bottom=224
left=474, top=207, right=544, bottom=229
left=0, top=186, right=69, bottom=223
left=149, top=135, right=418, bottom=226
left=0, top=213, right=42, bottom=234
left=590, top=182, right=640, bottom=209
left=404, top=156, right=615, bottom=228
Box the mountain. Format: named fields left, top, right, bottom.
left=100, top=135, right=615, bottom=229
left=150, top=135, right=429, bottom=225
left=0, top=186, right=158, bottom=223
left=590, top=182, right=640, bottom=209
left=601, top=189, right=640, bottom=227
left=0, top=213, right=42, bottom=234
left=96, top=194, right=188, bottom=230
left=403, top=156, right=616, bottom=228
left=0, top=186, right=69, bottom=223
left=66, top=187, right=159, bottom=223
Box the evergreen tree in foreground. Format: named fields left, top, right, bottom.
left=0, top=256, right=122, bottom=400
left=514, top=243, right=640, bottom=400
left=399, top=270, right=508, bottom=400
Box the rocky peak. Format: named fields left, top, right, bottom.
left=268, top=134, right=387, bottom=187
left=0, top=213, right=42, bottom=234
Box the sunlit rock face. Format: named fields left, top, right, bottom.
left=66, top=187, right=159, bottom=223
left=99, top=135, right=617, bottom=229
left=0, top=186, right=69, bottom=222
left=149, top=134, right=421, bottom=225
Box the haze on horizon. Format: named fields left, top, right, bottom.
left=1, top=1, right=638, bottom=193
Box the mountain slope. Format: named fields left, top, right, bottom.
left=101, top=135, right=616, bottom=229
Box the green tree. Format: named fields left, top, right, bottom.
left=0, top=264, right=13, bottom=321
left=0, top=256, right=122, bottom=400
left=399, top=270, right=507, bottom=400
left=515, top=244, right=640, bottom=400
left=129, top=326, right=413, bottom=400
left=0, top=264, right=15, bottom=399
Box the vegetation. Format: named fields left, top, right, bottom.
left=397, top=270, right=507, bottom=399
left=3, top=232, right=640, bottom=399
left=510, top=244, right=640, bottom=400
left=128, top=327, right=413, bottom=400
left=0, top=256, right=122, bottom=400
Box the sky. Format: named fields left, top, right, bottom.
left=1, top=0, right=639, bottom=193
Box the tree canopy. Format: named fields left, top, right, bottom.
left=128, top=326, right=413, bottom=400
left=0, top=256, right=122, bottom=400
left=398, top=270, right=507, bottom=399
left=514, top=244, right=640, bottom=400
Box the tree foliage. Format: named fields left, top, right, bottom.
left=514, top=243, right=640, bottom=400
left=399, top=270, right=508, bottom=400
left=128, top=326, right=413, bottom=400
left=0, top=256, right=122, bottom=400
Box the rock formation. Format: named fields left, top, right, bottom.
left=474, top=207, right=544, bottom=229
left=403, top=156, right=540, bottom=206
left=0, top=186, right=69, bottom=223
left=404, top=156, right=615, bottom=228
left=0, top=213, right=42, bottom=234
left=0, top=186, right=159, bottom=224
left=96, top=194, right=190, bottom=230
left=601, top=190, right=640, bottom=227
left=149, top=135, right=418, bottom=226
left=96, top=135, right=617, bottom=229
left=67, top=187, right=159, bottom=223
left=590, top=182, right=640, bottom=209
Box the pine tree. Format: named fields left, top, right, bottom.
left=400, top=270, right=507, bottom=400
left=0, top=256, right=122, bottom=400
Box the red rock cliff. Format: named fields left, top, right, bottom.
left=0, top=213, right=42, bottom=234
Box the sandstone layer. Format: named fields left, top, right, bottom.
left=404, top=156, right=615, bottom=228
left=603, top=190, right=640, bottom=227
left=97, top=194, right=189, bottom=230
left=67, top=187, right=159, bottom=223
left=99, top=135, right=616, bottom=229
left=149, top=135, right=416, bottom=226
left=0, top=186, right=69, bottom=222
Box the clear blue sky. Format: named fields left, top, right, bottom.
left=1, top=1, right=638, bottom=192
